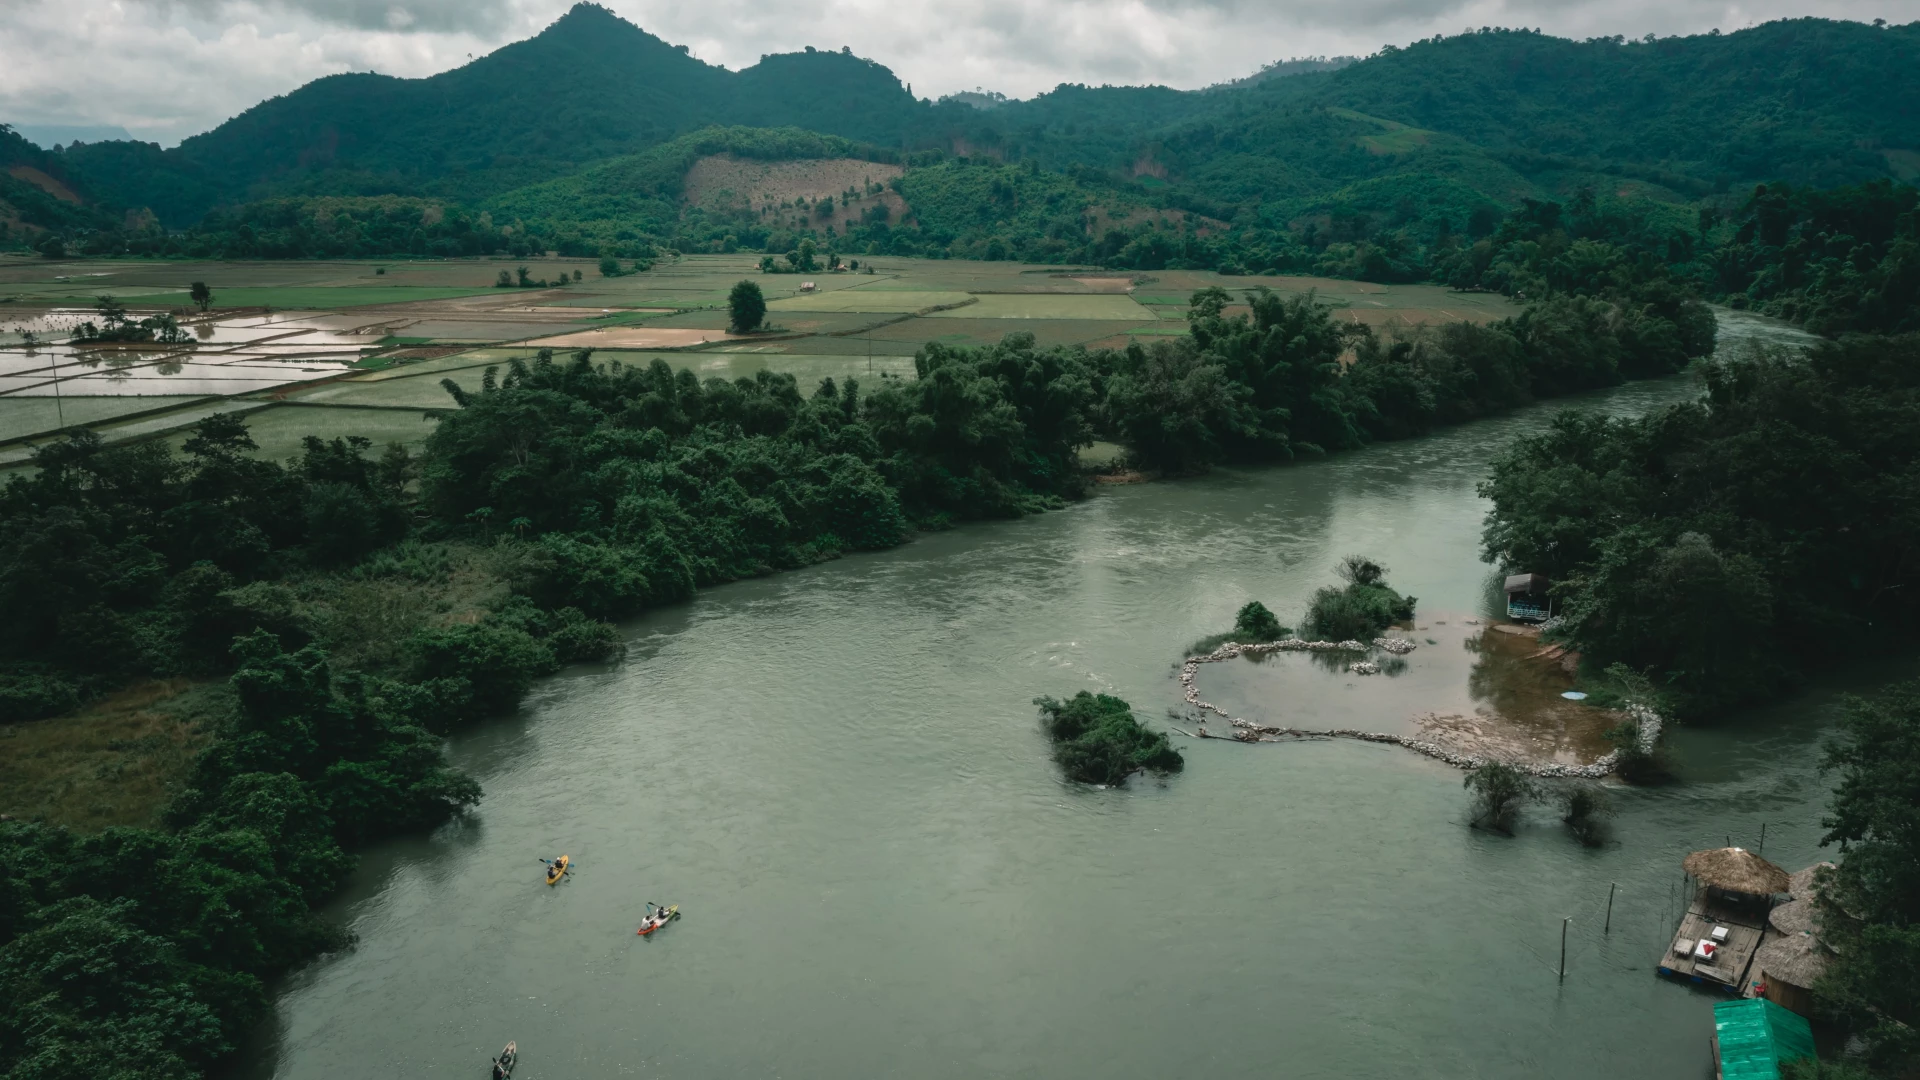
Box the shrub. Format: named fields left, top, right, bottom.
left=0, top=667, right=81, bottom=723
left=520, top=532, right=695, bottom=620
left=1303, top=556, right=1415, bottom=639
left=1464, top=762, right=1537, bottom=833
left=1558, top=784, right=1613, bottom=847
left=1232, top=600, right=1288, bottom=642
left=1033, top=691, right=1184, bottom=785
left=404, top=622, right=556, bottom=725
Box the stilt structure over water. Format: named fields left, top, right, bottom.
left=1658, top=847, right=1789, bottom=993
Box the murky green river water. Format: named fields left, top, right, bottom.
left=252, top=312, right=1909, bottom=1079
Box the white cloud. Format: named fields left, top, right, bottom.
left=0, top=0, right=1907, bottom=146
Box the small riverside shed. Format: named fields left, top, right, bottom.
left=1712, top=999, right=1814, bottom=1080
left=1503, top=573, right=1551, bottom=622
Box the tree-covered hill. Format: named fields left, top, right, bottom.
left=27, top=8, right=1918, bottom=232
left=55, top=3, right=970, bottom=225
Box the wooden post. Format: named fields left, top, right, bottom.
left=1605, top=882, right=1617, bottom=935
left=1759, top=822, right=1767, bottom=857
left=1559, top=917, right=1571, bottom=980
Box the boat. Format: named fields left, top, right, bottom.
left=636, top=904, right=679, bottom=935
left=545, top=855, right=568, bottom=885
left=490, top=1041, right=516, bottom=1079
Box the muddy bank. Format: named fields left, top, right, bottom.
left=1177, top=628, right=1661, bottom=778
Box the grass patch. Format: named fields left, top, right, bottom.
left=0, top=680, right=223, bottom=831
left=110, top=287, right=499, bottom=309
left=377, top=335, right=436, bottom=346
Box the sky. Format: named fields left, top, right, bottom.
left=1, top=0, right=1910, bottom=147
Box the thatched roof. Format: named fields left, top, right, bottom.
left=1683, top=847, right=1790, bottom=895
left=1756, top=932, right=1830, bottom=989
left=1770, top=899, right=1821, bottom=935
left=1789, top=862, right=1836, bottom=900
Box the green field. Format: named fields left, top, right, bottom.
left=925, top=294, right=1152, bottom=319
left=1, top=254, right=1489, bottom=469
left=768, top=290, right=973, bottom=313
left=113, top=286, right=501, bottom=309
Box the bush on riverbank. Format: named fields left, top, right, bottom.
left=1034, top=691, right=1184, bottom=786
left=1304, top=557, right=1416, bottom=640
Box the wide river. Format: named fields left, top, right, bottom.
left=252, top=313, right=1907, bottom=1079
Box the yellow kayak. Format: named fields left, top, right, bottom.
left=545, top=855, right=569, bottom=885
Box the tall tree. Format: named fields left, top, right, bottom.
left=727, top=279, right=767, bottom=334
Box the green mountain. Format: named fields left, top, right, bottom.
left=9, top=7, right=1919, bottom=245
left=57, top=3, right=963, bottom=225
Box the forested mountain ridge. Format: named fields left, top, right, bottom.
left=18, top=7, right=1918, bottom=232
left=55, top=3, right=961, bottom=225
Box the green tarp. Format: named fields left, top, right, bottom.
left=1716, top=998, right=1816, bottom=1079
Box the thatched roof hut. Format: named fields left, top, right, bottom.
left=1769, top=899, right=1820, bottom=935
left=1684, top=847, right=1790, bottom=896
left=1788, top=861, right=1835, bottom=901
left=1758, top=933, right=1829, bottom=988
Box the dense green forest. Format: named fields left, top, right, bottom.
left=5, top=6, right=1916, bottom=286
left=1479, top=331, right=1919, bottom=717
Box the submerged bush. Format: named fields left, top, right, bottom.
left=1034, top=691, right=1184, bottom=786
left=1464, top=762, right=1537, bottom=833
left=1558, top=784, right=1614, bottom=847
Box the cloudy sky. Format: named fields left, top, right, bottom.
left=2, top=0, right=1908, bottom=146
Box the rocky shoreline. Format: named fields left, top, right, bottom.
left=1176, top=637, right=1663, bottom=779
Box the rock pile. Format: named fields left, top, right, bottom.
left=1175, top=636, right=1663, bottom=779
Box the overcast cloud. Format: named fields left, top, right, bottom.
left=1, top=0, right=1909, bottom=146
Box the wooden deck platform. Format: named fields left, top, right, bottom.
left=1659, top=901, right=1768, bottom=993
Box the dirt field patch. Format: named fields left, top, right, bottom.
left=524, top=326, right=755, bottom=349
left=684, top=155, right=911, bottom=232
left=7, top=165, right=82, bottom=204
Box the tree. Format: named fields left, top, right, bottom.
left=495, top=270, right=513, bottom=287
left=597, top=256, right=620, bottom=277
left=1232, top=601, right=1287, bottom=642
left=1815, top=681, right=1920, bottom=1074
left=1033, top=691, right=1183, bottom=785
left=727, top=280, right=767, bottom=334
left=1464, top=762, right=1537, bottom=833
left=189, top=281, right=213, bottom=312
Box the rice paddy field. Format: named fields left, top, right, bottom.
left=0, top=252, right=1520, bottom=470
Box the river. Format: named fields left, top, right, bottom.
left=250, top=311, right=1904, bottom=1079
